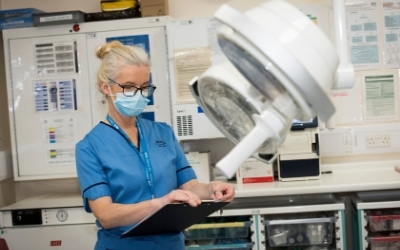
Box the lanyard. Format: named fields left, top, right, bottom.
left=106, top=114, right=155, bottom=199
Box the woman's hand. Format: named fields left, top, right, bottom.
left=160, top=189, right=202, bottom=207
left=208, top=181, right=235, bottom=202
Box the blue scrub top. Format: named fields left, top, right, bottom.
left=75, top=118, right=197, bottom=250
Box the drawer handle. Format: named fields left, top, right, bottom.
left=186, top=222, right=248, bottom=230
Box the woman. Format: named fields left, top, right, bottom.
left=75, top=40, right=235, bottom=250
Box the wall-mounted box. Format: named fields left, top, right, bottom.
left=0, top=8, right=44, bottom=30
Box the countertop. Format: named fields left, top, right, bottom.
left=233, top=160, right=400, bottom=198
left=2, top=160, right=400, bottom=210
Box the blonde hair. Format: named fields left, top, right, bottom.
left=95, top=40, right=150, bottom=94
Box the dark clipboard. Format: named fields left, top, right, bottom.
left=121, top=201, right=230, bottom=238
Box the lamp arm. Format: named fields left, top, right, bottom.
left=332, top=0, right=355, bottom=89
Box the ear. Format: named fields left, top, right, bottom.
left=100, top=81, right=111, bottom=96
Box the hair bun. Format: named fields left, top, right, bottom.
left=95, top=40, right=124, bottom=59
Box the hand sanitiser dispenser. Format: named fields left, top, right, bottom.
left=189, top=0, right=354, bottom=179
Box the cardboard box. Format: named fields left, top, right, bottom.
left=186, top=152, right=211, bottom=183
left=140, top=4, right=168, bottom=17
left=236, top=158, right=274, bottom=184
left=139, top=0, right=168, bottom=17
left=0, top=8, right=44, bottom=30
left=139, top=0, right=165, bottom=7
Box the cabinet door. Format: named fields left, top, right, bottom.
left=1, top=224, right=97, bottom=249
left=85, top=26, right=171, bottom=125
left=8, top=34, right=92, bottom=180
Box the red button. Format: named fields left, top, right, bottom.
left=73, top=24, right=80, bottom=32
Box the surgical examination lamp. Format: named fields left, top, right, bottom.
left=189, top=0, right=354, bottom=178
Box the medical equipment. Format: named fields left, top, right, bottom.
left=2, top=17, right=171, bottom=180
left=189, top=0, right=354, bottom=179
left=277, top=126, right=321, bottom=181
left=0, top=193, right=97, bottom=250
left=166, top=18, right=226, bottom=141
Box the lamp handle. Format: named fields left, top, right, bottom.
left=216, top=109, right=284, bottom=178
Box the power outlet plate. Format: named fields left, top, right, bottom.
left=366, top=133, right=391, bottom=148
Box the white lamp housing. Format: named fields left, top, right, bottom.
left=332, top=0, right=355, bottom=89
left=191, top=0, right=354, bottom=178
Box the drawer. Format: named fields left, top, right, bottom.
left=367, top=235, right=400, bottom=250
left=184, top=221, right=252, bottom=240
left=264, top=217, right=336, bottom=247
left=186, top=241, right=253, bottom=249
left=366, top=214, right=400, bottom=232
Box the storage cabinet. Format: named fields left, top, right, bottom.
left=264, top=217, right=336, bottom=247
left=185, top=193, right=346, bottom=250
left=2, top=16, right=172, bottom=181
left=352, top=190, right=400, bottom=250
left=185, top=216, right=254, bottom=250
left=366, top=235, right=400, bottom=250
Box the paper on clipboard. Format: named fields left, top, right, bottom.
left=121, top=200, right=229, bottom=238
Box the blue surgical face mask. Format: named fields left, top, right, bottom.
left=110, top=91, right=150, bottom=117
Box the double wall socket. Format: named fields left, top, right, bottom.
left=366, top=133, right=391, bottom=148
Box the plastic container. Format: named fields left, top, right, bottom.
left=184, top=221, right=251, bottom=240
left=264, top=217, right=336, bottom=247
left=0, top=8, right=44, bottom=30
left=366, top=214, right=400, bottom=232
left=367, top=235, right=400, bottom=250
left=101, top=0, right=137, bottom=11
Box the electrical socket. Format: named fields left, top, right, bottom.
left=366, top=133, right=391, bottom=148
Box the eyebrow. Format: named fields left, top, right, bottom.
left=121, top=81, right=150, bottom=87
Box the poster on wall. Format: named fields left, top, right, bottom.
left=173, top=47, right=212, bottom=103
left=330, top=73, right=363, bottom=124
left=34, top=79, right=77, bottom=112
left=346, top=0, right=382, bottom=70
left=35, top=41, right=78, bottom=75
left=106, top=35, right=150, bottom=54
left=381, top=1, right=400, bottom=68
left=42, top=115, right=77, bottom=167
left=362, top=72, right=399, bottom=122
left=167, top=18, right=226, bottom=104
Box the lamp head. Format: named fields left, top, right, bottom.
left=192, top=0, right=348, bottom=178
